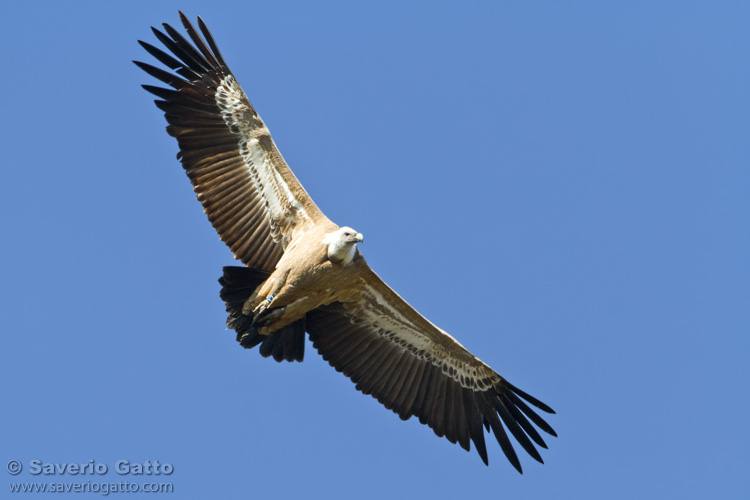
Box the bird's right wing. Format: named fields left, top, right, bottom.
left=135, top=12, right=328, bottom=271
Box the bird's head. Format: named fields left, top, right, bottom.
left=322, top=226, right=364, bottom=264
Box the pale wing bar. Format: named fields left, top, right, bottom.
left=306, top=300, right=556, bottom=472
left=135, top=13, right=316, bottom=269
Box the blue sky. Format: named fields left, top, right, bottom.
left=2, top=1, right=748, bottom=498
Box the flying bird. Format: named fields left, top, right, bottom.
left=136, top=12, right=556, bottom=472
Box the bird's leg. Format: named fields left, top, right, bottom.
left=242, top=268, right=291, bottom=317
left=251, top=292, right=276, bottom=316
left=241, top=288, right=275, bottom=316
left=250, top=292, right=287, bottom=327
left=245, top=273, right=297, bottom=330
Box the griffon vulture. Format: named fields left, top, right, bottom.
left=135, top=12, right=556, bottom=472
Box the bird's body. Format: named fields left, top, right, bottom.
left=136, top=12, right=557, bottom=471
left=248, top=225, right=365, bottom=335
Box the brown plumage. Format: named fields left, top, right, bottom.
left=136, top=12, right=556, bottom=472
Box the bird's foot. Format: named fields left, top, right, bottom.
left=245, top=292, right=276, bottom=316
left=252, top=292, right=276, bottom=314
left=252, top=293, right=284, bottom=326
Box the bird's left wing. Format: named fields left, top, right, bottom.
left=306, top=267, right=556, bottom=471
left=135, top=13, right=328, bottom=271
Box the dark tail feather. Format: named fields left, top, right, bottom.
left=218, top=266, right=306, bottom=363
left=257, top=317, right=306, bottom=362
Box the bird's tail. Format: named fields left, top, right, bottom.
left=218, top=266, right=306, bottom=362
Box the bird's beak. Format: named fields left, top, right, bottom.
left=345, top=232, right=364, bottom=244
